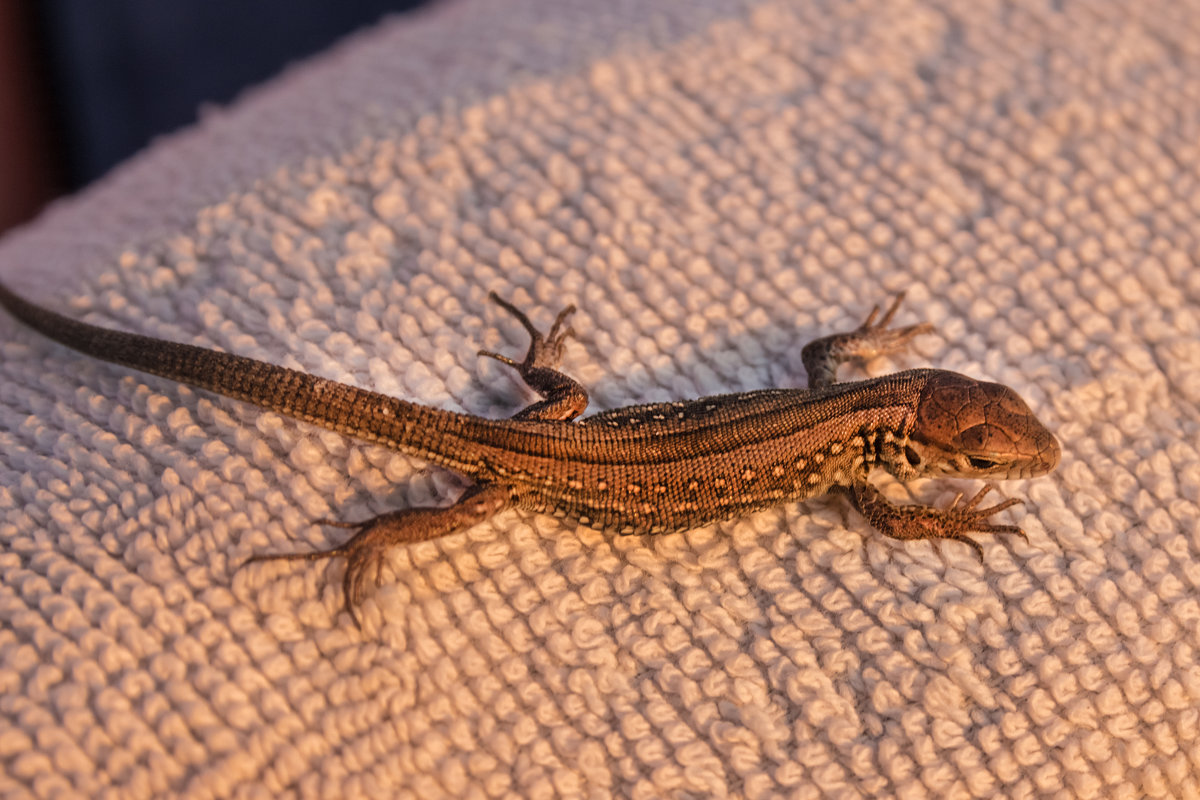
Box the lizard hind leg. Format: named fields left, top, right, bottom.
left=241, top=484, right=513, bottom=627
left=479, top=291, right=589, bottom=422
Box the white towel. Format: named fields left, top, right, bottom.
left=2, top=1, right=1196, bottom=797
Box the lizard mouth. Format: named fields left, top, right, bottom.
left=949, top=422, right=1061, bottom=479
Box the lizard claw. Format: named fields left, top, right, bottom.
left=481, top=291, right=577, bottom=373
left=934, top=485, right=1027, bottom=560
left=954, top=484, right=1023, bottom=518
left=848, top=291, right=936, bottom=362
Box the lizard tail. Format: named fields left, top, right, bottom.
left=0, top=281, right=497, bottom=478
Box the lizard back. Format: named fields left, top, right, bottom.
left=1, top=283, right=926, bottom=534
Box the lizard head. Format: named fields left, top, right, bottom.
left=898, top=371, right=1060, bottom=480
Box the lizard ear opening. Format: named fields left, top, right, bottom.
left=885, top=441, right=930, bottom=480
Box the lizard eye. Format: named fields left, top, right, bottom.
left=905, top=446, right=921, bottom=467
left=968, top=457, right=996, bottom=470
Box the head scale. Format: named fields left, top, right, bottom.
left=895, top=372, right=1060, bottom=480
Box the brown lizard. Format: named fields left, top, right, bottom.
left=0, top=283, right=1060, bottom=624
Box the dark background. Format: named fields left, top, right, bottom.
left=0, top=0, right=431, bottom=234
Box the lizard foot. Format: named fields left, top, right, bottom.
left=241, top=511, right=423, bottom=628
left=242, top=486, right=512, bottom=628
left=478, top=291, right=588, bottom=422
left=846, top=483, right=1026, bottom=560
left=801, top=292, right=935, bottom=388
left=479, top=291, right=576, bottom=374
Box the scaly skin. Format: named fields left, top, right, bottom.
left=0, top=283, right=1060, bottom=625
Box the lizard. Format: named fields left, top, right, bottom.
left=0, top=282, right=1060, bottom=625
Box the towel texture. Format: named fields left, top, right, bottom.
left=2, top=1, right=1198, bottom=797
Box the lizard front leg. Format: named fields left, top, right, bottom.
left=841, top=482, right=1025, bottom=559
left=800, top=292, right=933, bottom=389
left=804, top=295, right=1029, bottom=557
